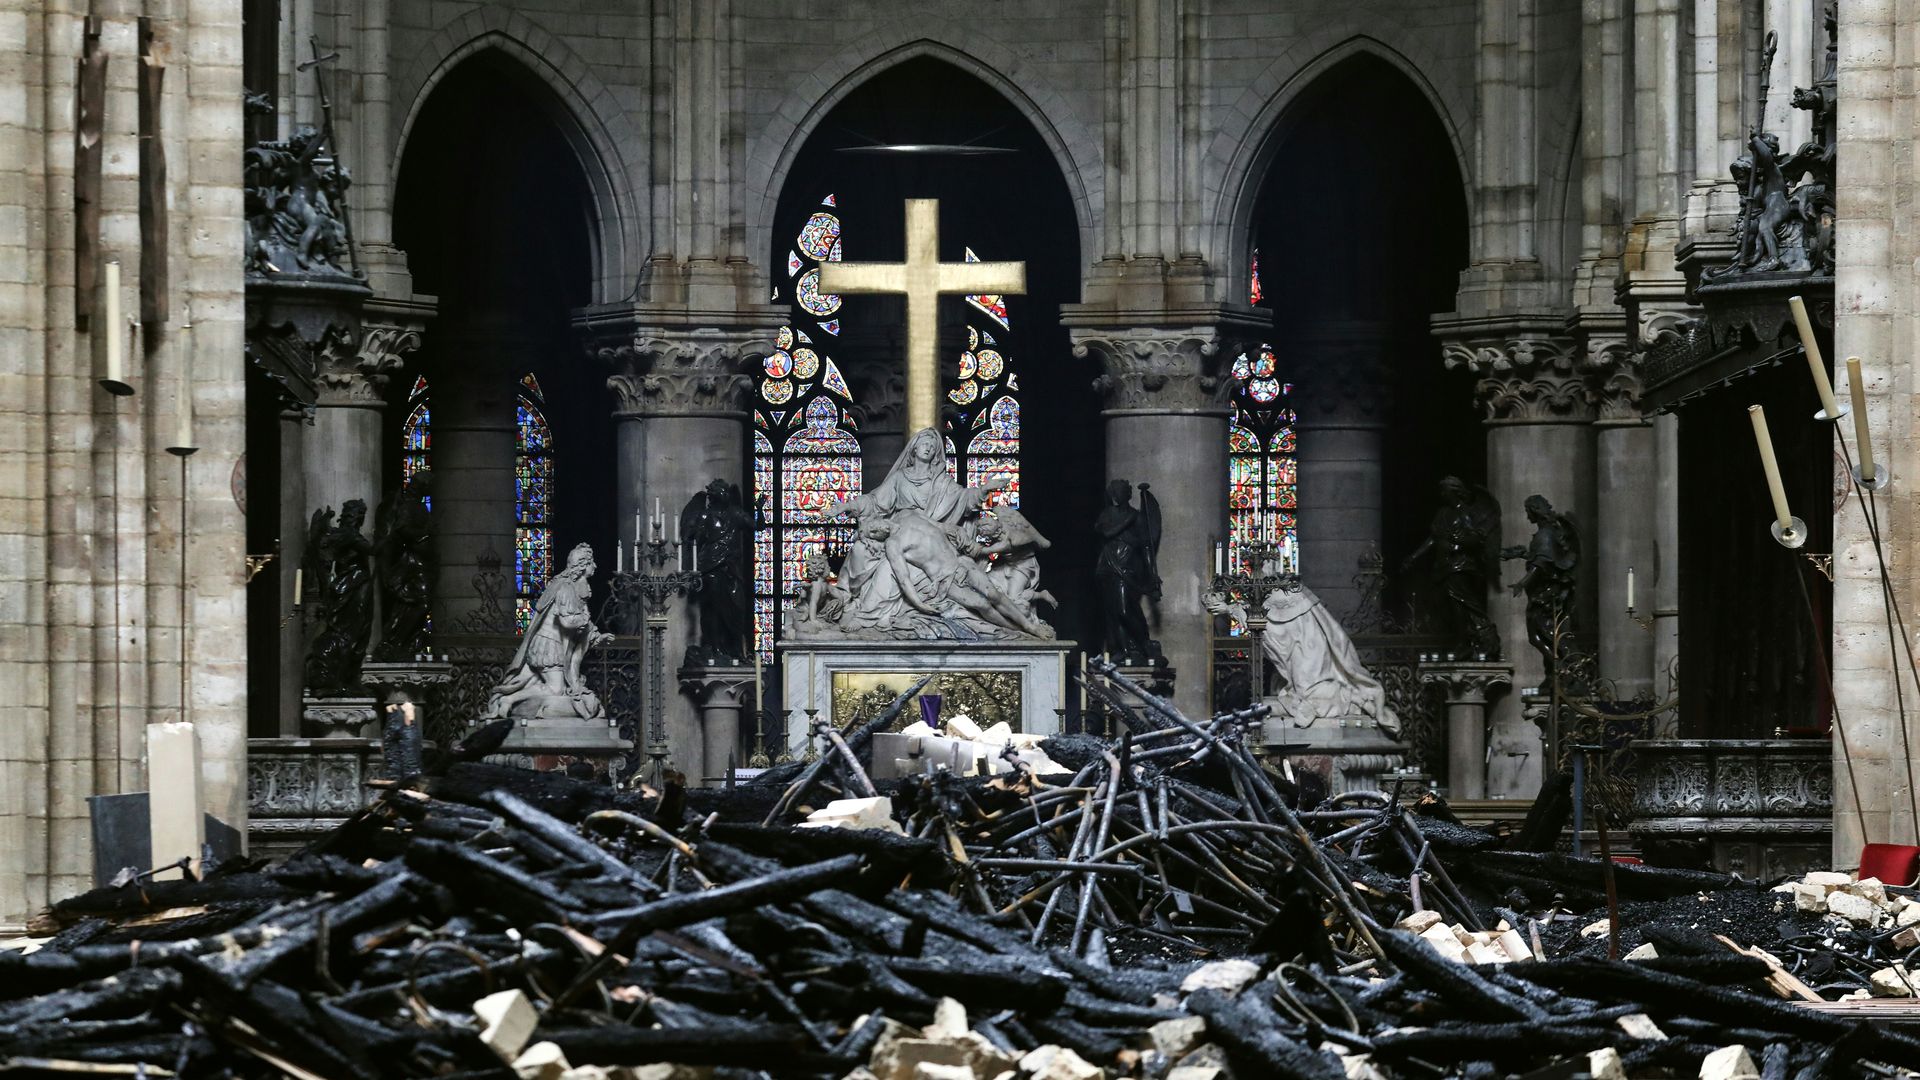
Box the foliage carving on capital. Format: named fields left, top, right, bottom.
left=1418, top=665, right=1513, bottom=701
left=846, top=362, right=909, bottom=431
left=312, top=324, right=402, bottom=406
left=1073, top=330, right=1233, bottom=411
left=595, top=332, right=769, bottom=416
left=1442, top=336, right=1594, bottom=421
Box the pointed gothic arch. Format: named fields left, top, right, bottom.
left=747, top=35, right=1100, bottom=302
left=394, top=23, right=640, bottom=303
left=1210, top=36, right=1473, bottom=307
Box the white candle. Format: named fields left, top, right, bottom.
left=1214, top=542, right=1224, bottom=576
left=616, top=543, right=623, bottom=574
left=104, top=260, right=122, bottom=385
left=634, top=510, right=642, bottom=543
left=808, top=653, right=817, bottom=712
left=1057, top=650, right=1066, bottom=709
left=1847, top=356, right=1877, bottom=483
left=1788, top=295, right=1843, bottom=419
left=673, top=516, right=681, bottom=545
left=1626, top=567, right=1635, bottom=612
left=293, top=568, right=303, bottom=606
left=677, top=541, right=684, bottom=573
left=692, top=543, right=698, bottom=572
left=1749, top=405, right=1795, bottom=531
left=175, top=305, right=193, bottom=448
left=654, top=497, right=662, bottom=529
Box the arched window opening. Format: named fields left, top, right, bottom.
left=754, top=194, right=863, bottom=663
left=402, top=375, right=432, bottom=509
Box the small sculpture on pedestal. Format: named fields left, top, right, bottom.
left=244, top=126, right=355, bottom=280
left=372, top=471, right=434, bottom=662
left=303, top=499, right=375, bottom=695
left=1203, top=583, right=1399, bottom=735
left=483, top=543, right=615, bottom=719
left=1501, top=495, right=1582, bottom=693
left=1094, top=479, right=1161, bottom=660
left=1401, top=476, right=1501, bottom=657
left=680, top=480, right=754, bottom=664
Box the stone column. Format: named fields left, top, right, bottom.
left=680, top=668, right=755, bottom=784
left=1420, top=662, right=1515, bottom=799
left=1439, top=323, right=1596, bottom=796
left=1068, top=320, right=1262, bottom=720
left=429, top=327, right=521, bottom=633
left=1292, top=323, right=1392, bottom=617
left=306, top=321, right=417, bottom=525
left=1591, top=362, right=1658, bottom=701
left=589, top=325, right=771, bottom=782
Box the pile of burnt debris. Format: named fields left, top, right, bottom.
left=6, top=668, right=1920, bottom=1079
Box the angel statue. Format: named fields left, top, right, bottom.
left=1501, top=494, right=1582, bottom=693
left=302, top=500, right=375, bottom=695
left=371, top=471, right=434, bottom=662
left=483, top=543, right=615, bottom=719
left=1400, top=476, right=1500, bottom=656
left=1095, top=479, right=1162, bottom=660
left=964, top=507, right=1056, bottom=631
left=681, top=479, right=754, bottom=664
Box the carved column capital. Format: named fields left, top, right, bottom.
left=1071, top=328, right=1238, bottom=414
left=1440, top=329, right=1594, bottom=423
left=1289, top=322, right=1396, bottom=426
left=1418, top=662, right=1514, bottom=704
left=310, top=319, right=423, bottom=408
left=845, top=359, right=909, bottom=433
left=591, top=329, right=774, bottom=419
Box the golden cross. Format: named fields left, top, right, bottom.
left=817, top=198, right=1025, bottom=433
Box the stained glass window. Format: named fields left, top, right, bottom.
left=752, top=195, right=864, bottom=663
left=402, top=376, right=431, bottom=510
left=515, top=379, right=554, bottom=632
left=1227, top=347, right=1298, bottom=576
left=945, top=257, right=1020, bottom=511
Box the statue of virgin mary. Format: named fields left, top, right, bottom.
left=834, top=428, right=1005, bottom=527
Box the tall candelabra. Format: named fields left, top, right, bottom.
left=606, top=519, right=701, bottom=786
left=1208, top=540, right=1293, bottom=747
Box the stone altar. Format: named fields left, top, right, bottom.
left=780, top=639, right=1073, bottom=756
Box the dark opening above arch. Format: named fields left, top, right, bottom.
left=393, top=49, right=596, bottom=315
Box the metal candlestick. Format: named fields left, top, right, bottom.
left=606, top=532, right=702, bottom=786
left=1770, top=516, right=1810, bottom=550
left=802, top=709, right=822, bottom=762
left=1209, top=540, right=1292, bottom=738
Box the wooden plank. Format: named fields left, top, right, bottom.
left=73, top=16, right=107, bottom=332
left=1714, top=932, right=1824, bottom=1002
left=137, top=17, right=168, bottom=333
